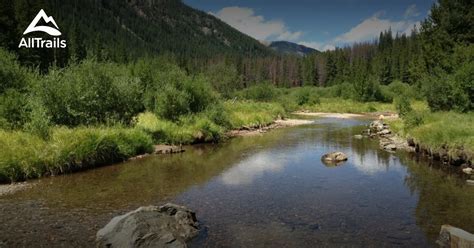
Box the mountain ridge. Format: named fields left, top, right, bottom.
left=269, top=41, right=319, bottom=56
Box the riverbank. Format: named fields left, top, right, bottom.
left=388, top=111, right=474, bottom=168
left=0, top=101, right=297, bottom=185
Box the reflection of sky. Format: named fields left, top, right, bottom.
left=220, top=152, right=287, bottom=186
left=351, top=150, right=405, bottom=176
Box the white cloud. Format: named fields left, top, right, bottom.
left=333, top=12, right=419, bottom=44
left=220, top=152, right=287, bottom=186
left=212, top=6, right=302, bottom=41
left=404, top=4, right=420, bottom=18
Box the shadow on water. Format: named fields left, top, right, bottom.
left=0, top=117, right=473, bottom=247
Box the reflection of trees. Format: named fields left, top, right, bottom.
left=401, top=155, right=474, bottom=241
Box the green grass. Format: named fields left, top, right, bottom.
left=389, top=111, right=474, bottom=160
left=0, top=127, right=153, bottom=183
left=134, top=100, right=286, bottom=144
left=299, top=97, right=396, bottom=113
left=224, top=100, right=286, bottom=129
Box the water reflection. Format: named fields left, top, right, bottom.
left=220, top=152, right=286, bottom=186
left=0, top=117, right=472, bottom=247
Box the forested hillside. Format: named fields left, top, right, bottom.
left=0, top=0, right=273, bottom=71
left=269, top=41, right=318, bottom=56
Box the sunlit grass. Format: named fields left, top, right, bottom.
left=300, top=98, right=396, bottom=113
left=0, top=127, right=153, bottom=183
left=389, top=111, right=474, bottom=159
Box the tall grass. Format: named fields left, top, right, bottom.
left=300, top=98, right=396, bottom=113
left=134, top=100, right=286, bottom=144
left=0, top=127, right=153, bottom=183
left=389, top=111, right=474, bottom=159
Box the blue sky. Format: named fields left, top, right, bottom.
left=183, top=0, right=435, bottom=50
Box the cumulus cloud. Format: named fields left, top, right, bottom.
left=211, top=6, right=302, bottom=41
left=334, top=11, right=419, bottom=44
left=404, top=4, right=420, bottom=18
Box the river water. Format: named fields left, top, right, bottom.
left=1, top=117, right=473, bottom=247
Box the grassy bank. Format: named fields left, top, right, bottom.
left=389, top=111, right=474, bottom=161
left=298, top=98, right=395, bottom=113
left=0, top=101, right=285, bottom=183
left=0, top=127, right=153, bottom=183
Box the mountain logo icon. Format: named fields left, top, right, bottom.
left=23, top=9, right=61, bottom=36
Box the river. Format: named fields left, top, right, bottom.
left=1, top=117, right=473, bottom=247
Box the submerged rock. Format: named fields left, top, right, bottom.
left=437, top=225, right=474, bottom=247
left=154, top=145, right=185, bottom=154
left=96, top=203, right=199, bottom=248
left=354, top=134, right=363, bottom=139
left=322, top=152, right=348, bottom=163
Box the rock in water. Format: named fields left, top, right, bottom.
left=437, top=225, right=474, bottom=248
left=322, top=152, right=348, bottom=162
left=369, top=120, right=385, bottom=132
left=96, top=204, right=199, bottom=248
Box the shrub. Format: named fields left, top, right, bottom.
left=395, top=95, right=413, bottom=117
left=35, top=60, right=144, bottom=126
left=0, top=48, right=34, bottom=129
left=237, top=83, right=280, bottom=102
left=425, top=73, right=471, bottom=112
left=24, top=98, right=51, bottom=139
left=404, top=111, right=425, bottom=128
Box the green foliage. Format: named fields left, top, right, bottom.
left=35, top=60, right=144, bottom=126
left=395, top=95, right=413, bottom=117
left=24, top=98, right=51, bottom=139
left=352, top=76, right=388, bottom=102
left=204, top=62, right=242, bottom=98
left=0, top=127, right=153, bottom=183
left=403, top=111, right=425, bottom=128
left=295, top=89, right=321, bottom=106
left=425, top=71, right=472, bottom=112
left=0, top=48, right=32, bottom=129
left=224, top=101, right=285, bottom=129
left=236, top=83, right=281, bottom=102
left=390, top=112, right=474, bottom=160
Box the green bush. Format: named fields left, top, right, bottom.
left=0, top=48, right=33, bottom=129
left=237, top=83, right=280, bottom=102
left=395, top=95, right=413, bottom=117
left=35, top=60, right=144, bottom=126
left=404, top=111, right=425, bottom=128
left=425, top=72, right=471, bottom=112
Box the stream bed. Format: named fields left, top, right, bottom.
left=1, top=117, right=473, bottom=247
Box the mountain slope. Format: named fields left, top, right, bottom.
left=269, top=41, right=319, bottom=56
left=2, top=0, right=274, bottom=68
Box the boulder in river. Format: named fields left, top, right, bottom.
left=96, top=203, right=199, bottom=248
left=322, top=152, right=348, bottom=164
left=437, top=225, right=474, bottom=247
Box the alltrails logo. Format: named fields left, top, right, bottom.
left=18, top=9, right=66, bottom=48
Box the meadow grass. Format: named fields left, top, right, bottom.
left=224, top=100, right=286, bottom=129
left=0, top=127, right=153, bottom=183
left=134, top=100, right=286, bottom=144
left=300, top=98, right=396, bottom=113
left=389, top=111, right=474, bottom=160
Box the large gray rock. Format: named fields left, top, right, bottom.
left=96, top=204, right=199, bottom=248
left=437, top=225, right=474, bottom=248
